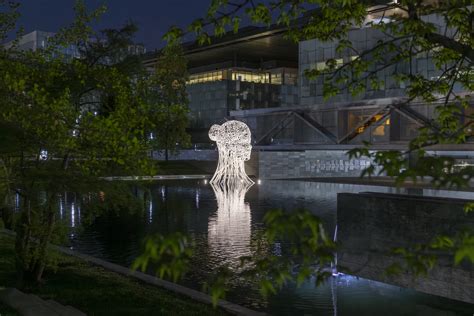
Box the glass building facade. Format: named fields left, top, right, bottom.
left=185, top=66, right=299, bottom=130
left=231, top=13, right=472, bottom=147
left=144, top=11, right=471, bottom=147
left=3, top=30, right=81, bottom=59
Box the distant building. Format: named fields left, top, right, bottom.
left=4, top=30, right=54, bottom=51
left=3, top=30, right=147, bottom=118
left=3, top=30, right=146, bottom=60
left=143, top=4, right=472, bottom=150
left=3, top=30, right=81, bottom=58
left=143, top=26, right=299, bottom=142
left=127, top=44, right=147, bottom=56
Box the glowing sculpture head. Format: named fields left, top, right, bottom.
left=209, top=120, right=254, bottom=185
left=209, top=121, right=252, bottom=161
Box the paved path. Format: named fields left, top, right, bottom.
left=0, top=287, right=86, bottom=316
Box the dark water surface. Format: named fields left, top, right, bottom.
left=62, top=180, right=473, bottom=315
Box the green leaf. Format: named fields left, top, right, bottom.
left=464, top=202, right=474, bottom=214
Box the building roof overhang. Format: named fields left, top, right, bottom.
left=143, top=25, right=298, bottom=71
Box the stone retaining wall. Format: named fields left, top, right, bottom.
left=337, top=192, right=474, bottom=304
left=259, top=150, right=377, bottom=179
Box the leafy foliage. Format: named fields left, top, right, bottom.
left=387, top=230, right=474, bottom=276
left=464, top=202, right=474, bottom=214
left=148, top=44, right=190, bottom=160
left=0, top=0, right=189, bottom=285
left=133, top=209, right=335, bottom=306
left=0, top=235, right=225, bottom=316
left=203, top=265, right=233, bottom=306
left=204, top=209, right=336, bottom=305
left=348, top=143, right=474, bottom=188
left=132, top=233, right=194, bottom=282
left=0, top=0, right=21, bottom=44
left=157, top=0, right=474, bottom=301
left=165, top=0, right=473, bottom=147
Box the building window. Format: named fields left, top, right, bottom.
left=187, top=70, right=224, bottom=85
left=231, top=71, right=270, bottom=84
left=271, top=73, right=282, bottom=84
left=313, top=58, right=343, bottom=72
left=284, top=72, right=298, bottom=85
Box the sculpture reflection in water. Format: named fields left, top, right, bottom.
left=208, top=181, right=253, bottom=266
left=208, top=120, right=254, bottom=266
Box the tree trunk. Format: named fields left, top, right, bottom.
left=15, top=194, right=56, bottom=286
left=31, top=207, right=55, bottom=283
left=15, top=198, right=32, bottom=288
left=0, top=206, right=13, bottom=229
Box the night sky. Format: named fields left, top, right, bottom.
left=14, top=0, right=214, bottom=50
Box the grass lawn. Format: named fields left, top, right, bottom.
left=0, top=301, right=17, bottom=316
left=0, top=234, right=228, bottom=316
left=155, top=160, right=210, bottom=175
left=106, top=160, right=213, bottom=177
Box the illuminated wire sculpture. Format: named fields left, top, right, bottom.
left=209, top=120, right=254, bottom=186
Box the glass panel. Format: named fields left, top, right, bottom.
left=187, top=70, right=223, bottom=85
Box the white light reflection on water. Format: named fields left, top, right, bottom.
left=331, top=275, right=338, bottom=316
left=161, top=186, right=166, bottom=202
left=149, top=198, right=153, bottom=224
left=71, top=202, right=75, bottom=228
left=15, top=192, right=20, bottom=211
left=195, top=188, right=200, bottom=209
left=59, top=196, right=64, bottom=219
left=208, top=181, right=253, bottom=267
left=77, top=205, right=81, bottom=225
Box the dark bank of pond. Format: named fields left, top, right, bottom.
left=60, top=180, right=473, bottom=315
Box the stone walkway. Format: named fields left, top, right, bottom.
left=0, top=287, right=86, bottom=316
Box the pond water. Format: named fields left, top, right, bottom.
left=61, top=180, right=473, bottom=315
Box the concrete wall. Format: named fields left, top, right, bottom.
left=337, top=192, right=474, bottom=304
left=153, top=149, right=474, bottom=179
left=258, top=150, right=375, bottom=179
left=298, top=14, right=451, bottom=108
